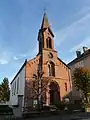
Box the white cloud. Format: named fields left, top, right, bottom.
left=13, top=56, right=19, bottom=60
left=78, top=6, right=90, bottom=15
left=0, top=59, right=8, bottom=64
left=55, top=13, right=90, bottom=47
left=13, top=43, right=38, bottom=61
left=0, top=51, right=11, bottom=65
left=24, top=43, right=38, bottom=59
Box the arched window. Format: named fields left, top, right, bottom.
left=65, top=83, right=67, bottom=91
left=46, top=37, right=52, bottom=49
left=48, top=64, right=51, bottom=76
left=46, top=38, right=49, bottom=48
left=48, top=37, right=52, bottom=48
left=48, top=62, right=55, bottom=76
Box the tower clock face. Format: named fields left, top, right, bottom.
left=48, top=52, right=53, bottom=58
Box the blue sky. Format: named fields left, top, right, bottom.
left=0, top=0, right=90, bottom=83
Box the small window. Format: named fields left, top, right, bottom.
left=14, top=81, right=16, bottom=95
left=48, top=65, right=51, bottom=76
left=65, top=83, right=67, bottom=91
left=12, top=84, right=14, bottom=96
left=17, top=78, right=19, bottom=94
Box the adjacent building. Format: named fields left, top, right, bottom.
left=68, top=47, right=90, bottom=103
left=10, top=13, right=72, bottom=117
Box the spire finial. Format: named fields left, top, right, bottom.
left=44, top=7, right=46, bottom=14
left=41, top=8, right=49, bottom=29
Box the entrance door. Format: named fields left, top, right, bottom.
left=49, top=82, right=60, bottom=105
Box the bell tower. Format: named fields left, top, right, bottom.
left=38, top=13, right=55, bottom=54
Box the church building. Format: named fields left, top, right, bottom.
left=10, top=13, right=72, bottom=116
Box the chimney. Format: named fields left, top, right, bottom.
left=83, top=46, right=88, bottom=53
left=76, top=51, right=81, bottom=58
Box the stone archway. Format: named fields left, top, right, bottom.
left=49, top=82, right=60, bottom=105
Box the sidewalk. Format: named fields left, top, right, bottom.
left=67, top=112, right=90, bottom=120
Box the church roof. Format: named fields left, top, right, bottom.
left=10, top=59, right=27, bottom=84
left=58, top=57, right=70, bottom=69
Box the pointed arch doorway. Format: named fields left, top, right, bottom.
left=49, top=82, right=60, bottom=105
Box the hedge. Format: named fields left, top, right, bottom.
left=0, top=105, right=13, bottom=114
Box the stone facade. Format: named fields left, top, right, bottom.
left=24, top=13, right=72, bottom=109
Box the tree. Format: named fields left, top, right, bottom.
left=32, top=70, right=51, bottom=110
left=0, top=84, right=3, bottom=101
left=0, top=77, right=10, bottom=102
left=73, top=67, right=90, bottom=103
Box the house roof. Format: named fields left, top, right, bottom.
left=68, top=49, right=90, bottom=66
left=10, top=59, right=27, bottom=84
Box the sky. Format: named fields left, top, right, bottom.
left=0, top=0, right=90, bottom=83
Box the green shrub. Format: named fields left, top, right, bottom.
left=0, top=105, right=13, bottom=114
left=55, top=102, right=66, bottom=110
left=84, top=103, right=90, bottom=108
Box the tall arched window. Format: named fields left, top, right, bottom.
left=46, top=37, right=52, bottom=49
left=48, top=62, right=55, bottom=76
left=48, top=64, right=51, bottom=76
left=48, top=37, right=52, bottom=48
left=65, top=82, right=67, bottom=91
left=46, top=38, right=49, bottom=48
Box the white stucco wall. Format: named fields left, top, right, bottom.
left=10, top=65, right=25, bottom=106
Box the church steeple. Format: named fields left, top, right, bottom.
left=41, top=13, right=54, bottom=37
left=41, top=13, right=50, bottom=29
left=38, top=13, right=55, bottom=54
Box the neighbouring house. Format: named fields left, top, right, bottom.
left=68, top=47, right=90, bottom=103
left=10, top=13, right=72, bottom=117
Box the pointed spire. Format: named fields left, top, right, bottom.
left=40, top=13, right=54, bottom=37
left=41, top=13, right=50, bottom=29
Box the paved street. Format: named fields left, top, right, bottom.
left=1, top=112, right=90, bottom=120
left=23, top=112, right=90, bottom=120
left=23, top=113, right=90, bottom=120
